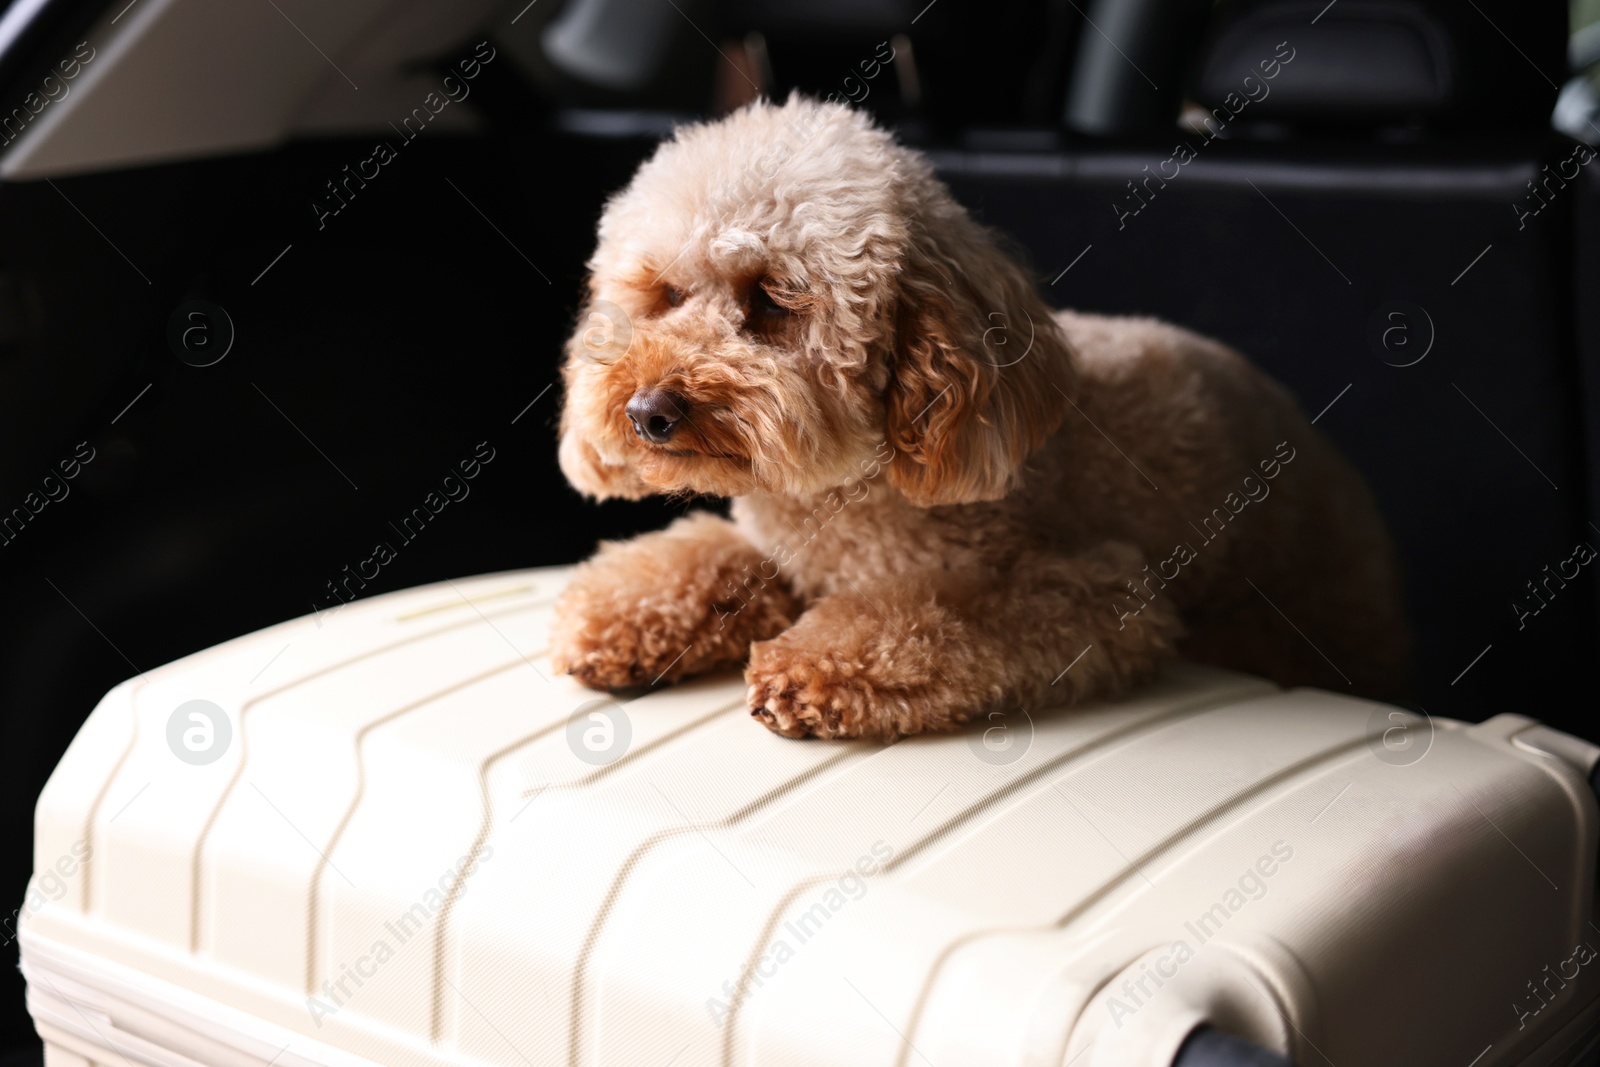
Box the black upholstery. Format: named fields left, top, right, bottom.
left=1197, top=0, right=1454, bottom=122
left=1195, top=0, right=1566, bottom=131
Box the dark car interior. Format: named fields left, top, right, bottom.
left=0, top=0, right=1595, bottom=1059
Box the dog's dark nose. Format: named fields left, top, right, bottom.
left=625, top=389, right=687, bottom=444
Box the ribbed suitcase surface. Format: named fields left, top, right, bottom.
left=18, top=568, right=1600, bottom=1067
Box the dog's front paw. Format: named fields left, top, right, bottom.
left=745, top=663, right=841, bottom=739
left=551, top=577, right=761, bottom=689
left=550, top=514, right=800, bottom=691
left=745, top=634, right=925, bottom=742
left=551, top=612, right=700, bottom=690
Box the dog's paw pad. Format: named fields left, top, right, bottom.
left=553, top=631, right=682, bottom=691
left=749, top=704, right=807, bottom=739
left=746, top=670, right=855, bottom=739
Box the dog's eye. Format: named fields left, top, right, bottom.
left=663, top=284, right=686, bottom=309
left=747, top=284, right=790, bottom=322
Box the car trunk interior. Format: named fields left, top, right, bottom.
left=0, top=0, right=1592, bottom=1051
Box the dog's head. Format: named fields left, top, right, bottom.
left=558, top=96, right=1074, bottom=506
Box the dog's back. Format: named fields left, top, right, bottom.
left=1046, top=310, right=1412, bottom=699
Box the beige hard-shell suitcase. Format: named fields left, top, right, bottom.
left=17, top=567, right=1600, bottom=1067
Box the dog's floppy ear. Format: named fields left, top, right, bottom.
left=884, top=210, right=1076, bottom=506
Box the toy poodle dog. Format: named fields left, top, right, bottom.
left=550, top=96, right=1409, bottom=741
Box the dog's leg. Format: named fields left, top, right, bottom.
left=552, top=512, right=800, bottom=689
left=745, top=543, right=1185, bottom=740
